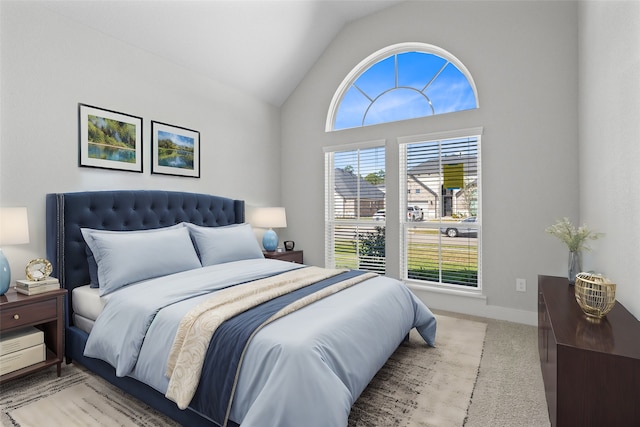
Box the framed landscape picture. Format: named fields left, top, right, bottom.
left=151, top=121, right=200, bottom=178
left=78, top=104, right=143, bottom=172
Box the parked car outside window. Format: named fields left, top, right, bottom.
left=373, top=209, right=386, bottom=221
left=440, top=217, right=477, bottom=237
left=407, top=206, right=424, bottom=221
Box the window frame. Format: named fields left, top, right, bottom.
left=324, top=140, right=386, bottom=272
left=398, top=127, right=483, bottom=292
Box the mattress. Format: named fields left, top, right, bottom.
left=73, top=313, right=95, bottom=334
left=72, top=285, right=108, bottom=333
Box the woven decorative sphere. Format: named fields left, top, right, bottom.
left=574, top=272, right=616, bottom=318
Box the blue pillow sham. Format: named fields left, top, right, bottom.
left=186, top=223, right=264, bottom=267
left=82, top=223, right=186, bottom=289
left=81, top=224, right=201, bottom=296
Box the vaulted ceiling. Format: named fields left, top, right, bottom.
left=42, top=0, right=404, bottom=106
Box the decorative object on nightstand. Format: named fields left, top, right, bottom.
left=0, top=207, right=30, bottom=295
left=15, top=276, right=60, bottom=296
left=574, top=272, right=616, bottom=318
left=0, top=326, right=45, bottom=376
left=25, top=258, right=53, bottom=281
left=284, top=240, right=295, bottom=251
left=252, top=207, right=287, bottom=252
left=545, top=217, right=603, bottom=285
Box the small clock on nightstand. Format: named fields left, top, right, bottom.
left=262, top=249, right=303, bottom=264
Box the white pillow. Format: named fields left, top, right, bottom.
left=186, top=223, right=264, bottom=266
left=81, top=225, right=201, bottom=296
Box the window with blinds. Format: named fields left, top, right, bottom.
left=400, top=134, right=480, bottom=288
left=325, top=144, right=386, bottom=273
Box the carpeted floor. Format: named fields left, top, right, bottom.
left=1, top=312, right=550, bottom=426
left=1, top=314, right=486, bottom=427
left=460, top=313, right=550, bottom=427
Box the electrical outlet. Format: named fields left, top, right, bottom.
left=516, top=278, right=526, bottom=292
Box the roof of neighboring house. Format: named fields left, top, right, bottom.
left=334, top=168, right=385, bottom=200
left=409, top=175, right=439, bottom=197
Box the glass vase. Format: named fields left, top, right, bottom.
left=568, top=251, right=581, bottom=285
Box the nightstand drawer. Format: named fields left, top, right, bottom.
left=263, top=250, right=303, bottom=264
left=0, top=299, right=57, bottom=329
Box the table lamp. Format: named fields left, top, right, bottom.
left=252, top=207, right=287, bottom=251
left=0, top=207, right=30, bottom=295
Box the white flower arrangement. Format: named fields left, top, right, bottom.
left=545, top=217, right=603, bottom=253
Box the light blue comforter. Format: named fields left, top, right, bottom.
left=84, top=259, right=437, bottom=427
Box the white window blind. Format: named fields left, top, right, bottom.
left=325, top=145, right=386, bottom=273
left=400, top=135, right=480, bottom=288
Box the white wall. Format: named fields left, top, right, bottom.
left=281, top=0, right=579, bottom=323
left=0, top=2, right=281, bottom=277
left=579, top=1, right=640, bottom=320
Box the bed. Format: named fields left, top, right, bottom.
left=46, top=190, right=437, bottom=427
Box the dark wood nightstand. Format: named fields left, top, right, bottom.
left=263, top=250, right=303, bottom=264
left=0, top=288, right=67, bottom=383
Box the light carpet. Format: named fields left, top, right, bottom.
left=1, top=315, right=486, bottom=427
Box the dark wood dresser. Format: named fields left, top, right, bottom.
left=538, top=275, right=640, bottom=427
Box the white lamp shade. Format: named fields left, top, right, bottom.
left=0, top=207, right=30, bottom=245
left=251, top=207, right=287, bottom=229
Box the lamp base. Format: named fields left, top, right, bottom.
left=0, top=249, right=11, bottom=295
left=262, top=229, right=278, bottom=252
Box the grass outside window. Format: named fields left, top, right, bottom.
left=332, top=225, right=478, bottom=287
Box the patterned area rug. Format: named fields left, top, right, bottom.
left=0, top=315, right=486, bottom=427
left=0, top=366, right=176, bottom=427
left=349, top=315, right=487, bottom=427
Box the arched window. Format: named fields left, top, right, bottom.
left=327, top=43, right=478, bottom=131
left=325, top=42, right=482, bottom=291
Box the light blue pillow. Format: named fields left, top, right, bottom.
left=82, top=223, right=186, bottom=288
left=81, top=225, right=201, bottom=296
left=186, top=223, right=264, bottom=266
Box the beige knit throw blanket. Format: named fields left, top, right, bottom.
left=165, top=266, right=376, bottom=410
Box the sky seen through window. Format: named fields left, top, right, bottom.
left=334, top=51, right=476, bottom=130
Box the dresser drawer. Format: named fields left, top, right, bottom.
left=0, top=298, right=57, bottom=330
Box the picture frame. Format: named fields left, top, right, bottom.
left=78, top=104, right=143, bottom=173
left=151, top=121, right=200, bottom=178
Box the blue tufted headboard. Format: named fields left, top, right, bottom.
left=46, top=190, right=245, bottom=325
